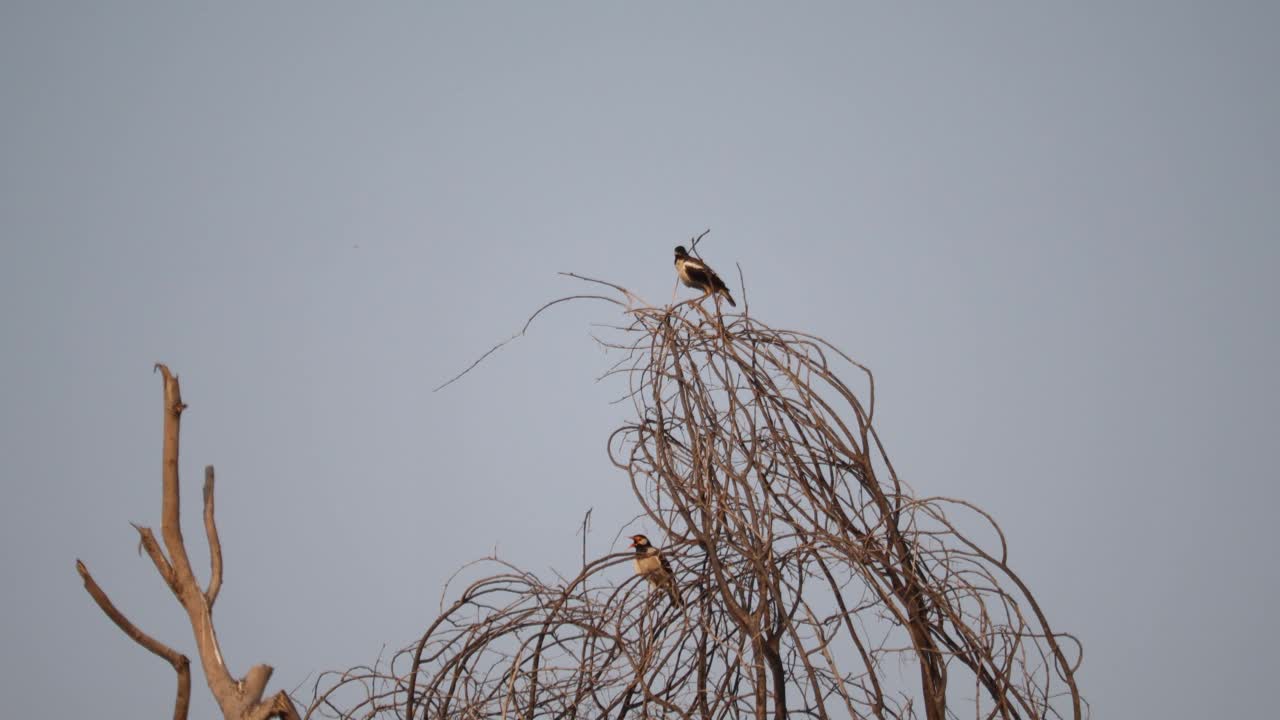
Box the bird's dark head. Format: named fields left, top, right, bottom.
left=674, top=245, right=688, bottom=258
left=630, top=534, right=651, bottom=549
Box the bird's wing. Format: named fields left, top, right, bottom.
left=681, top=256, right=708, bottom=271
left=681, top=260, right=716, bottom=288
left=704, top=266, right=729, bottom=293
left=679, top=256, right=736, bottom=306
left=687, top=255, right=728, bottom=291
left=659, top=552, right=683, bottom=607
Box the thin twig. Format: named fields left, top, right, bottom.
left=432, top=293, right=626, bottom=392
left=688, top=228, right=712, bottom=255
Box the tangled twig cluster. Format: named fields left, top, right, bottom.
left=308, top=280, right=1084, bottom=720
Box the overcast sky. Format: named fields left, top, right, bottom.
left=2, top=3, right=1277, bottom=718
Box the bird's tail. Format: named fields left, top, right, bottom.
left=667, top=581, right=684, bottom=608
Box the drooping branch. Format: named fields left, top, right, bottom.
left=75, top=559, right=191, bottom=720
left=76, top=365, right=302, bottom=720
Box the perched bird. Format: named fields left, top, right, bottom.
left=630, top=534, right=683, bottom=607
left=674, top=246, right=736, bottom=307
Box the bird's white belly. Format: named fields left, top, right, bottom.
left=634, top=554, right=662, bottom=576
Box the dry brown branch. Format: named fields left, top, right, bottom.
left=76, top=364, right=302, bottom=720
left=312, top=276, right=1086, bottom=720
left=75, top=559, right=192, bottom=720
left=204, top=465, right=224, bottom=606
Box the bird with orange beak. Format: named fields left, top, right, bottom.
left=630, top=534, right=683, bottom=607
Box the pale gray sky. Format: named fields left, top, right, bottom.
left=2, top=2, right=1277, bottom=717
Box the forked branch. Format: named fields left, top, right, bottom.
left=76, top=365, right=302, bottom=720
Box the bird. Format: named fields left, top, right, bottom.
left=630, top=534, right=683, bottom=607
left=674, top=246, right=736, bottom=307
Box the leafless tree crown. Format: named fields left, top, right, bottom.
left=310, top=281, right=1085, bottom=720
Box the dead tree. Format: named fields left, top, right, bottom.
left=309, top=279, right=1085, bottom=720
left=76, top=364, right=302, bottom=720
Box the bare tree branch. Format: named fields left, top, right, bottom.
left=76, top=559, right=191, bottom=720
left=687, top=227, right=712, bottom=254
left=131, top=522, right=175, bottom=590
left=203, top=465, right=223, bottom=606
left=433, top=291, right=626, bottom=392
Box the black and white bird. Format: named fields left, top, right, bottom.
left=674, top=246, right=736, bottom=307
left=630, top=534, right=683, bottom=607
